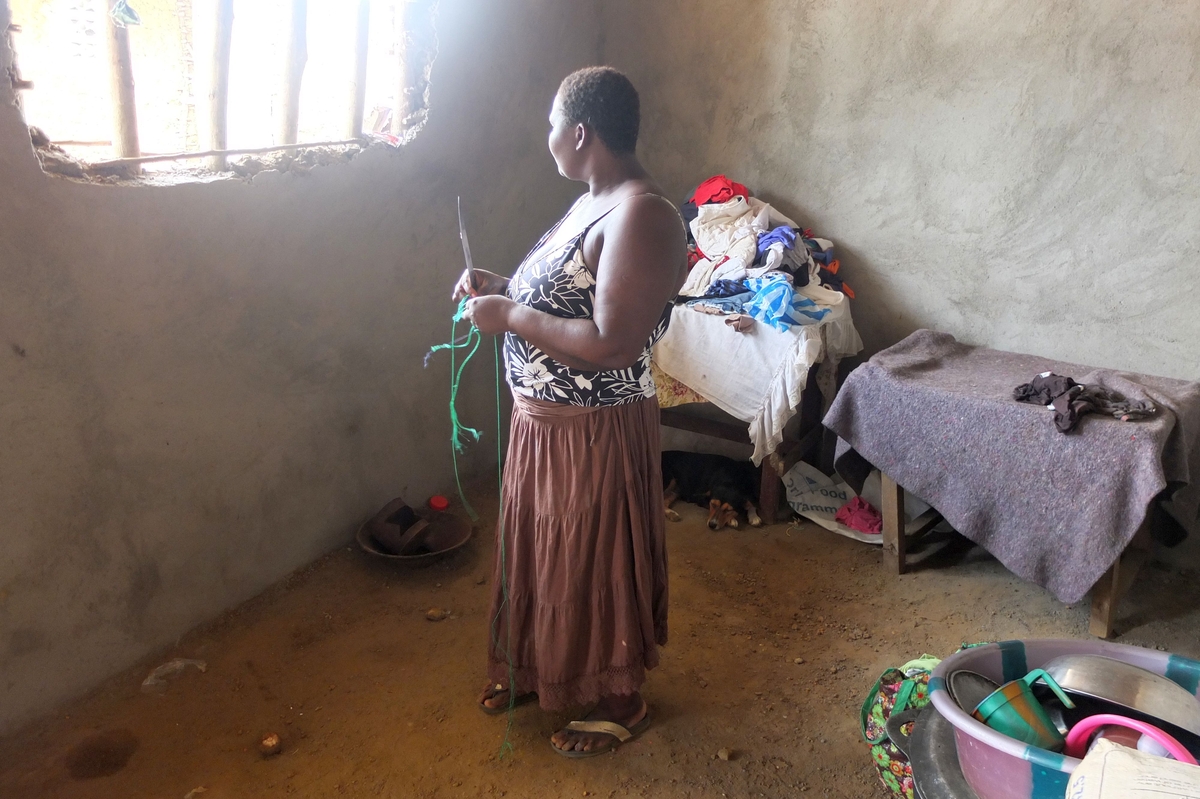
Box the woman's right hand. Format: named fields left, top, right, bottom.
left=452, top=268, right=510, bottom=301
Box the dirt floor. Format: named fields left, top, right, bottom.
left=3, top=490, right=1200, bottom=799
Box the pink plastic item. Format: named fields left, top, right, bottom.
left=1064, top=714, right=1197, bottom=764
left=428, top=495, right=450, bottom=512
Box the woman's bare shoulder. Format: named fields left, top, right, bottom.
left=610, top=191, right=685, bottom=243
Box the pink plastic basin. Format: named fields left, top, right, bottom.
left=929, top=639, right=1200, bottom=799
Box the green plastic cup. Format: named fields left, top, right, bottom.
left=971, top=668, right=1076, bottom=751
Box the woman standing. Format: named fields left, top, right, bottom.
left=455, top=66, right=687, bottom=757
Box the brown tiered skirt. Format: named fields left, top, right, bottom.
left=486, top=393, right=668, bottom=710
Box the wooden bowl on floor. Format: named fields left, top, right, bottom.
left=355, top=511, right=473, bottom=567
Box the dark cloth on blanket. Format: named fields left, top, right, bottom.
left=825, top=330, right=1200, bottom=604
left=1014, top=372, right=1158, bottom=432
left=1050, top=385, right=1157, bottom=432
left=486, top=393, right=668, bottom=710
left=1013, top=373, right=1080, bottom=406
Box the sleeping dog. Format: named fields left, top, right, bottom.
left=661, top=450, right=762, bottom=530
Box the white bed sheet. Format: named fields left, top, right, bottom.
left=653, top=297, right=862, bottom=464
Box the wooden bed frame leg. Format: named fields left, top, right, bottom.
left=1089, top=561, right=1119, bottom=639
left=881, top=472, right=907, bottom=575
left=759, top=458, right=782, bottom=525
left=1089, top=520, right=1153, bottom=639
left=819, top=426, right=837, bottom=474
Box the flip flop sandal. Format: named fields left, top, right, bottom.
left=552, top=709, right=652, bottom=758
left=478, top=684, right=537, bottom=715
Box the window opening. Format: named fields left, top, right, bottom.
left=7, top=0, right=437, bottom=182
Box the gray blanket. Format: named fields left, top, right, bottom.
left=825, top=330, right=1200, bottom=604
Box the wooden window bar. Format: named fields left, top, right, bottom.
left=278, top=0, right=308, bottom=146
left=391, top=0, right=414, bottom=137
left=347, top=0, right=371, bottom=139
left=105, top=4, right=140, bottom=161
left=207, top=0, right=235, bottom=171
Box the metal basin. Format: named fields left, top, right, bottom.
left=912, top=706, right=981, bottom=799
left=947, top=670, right=1000, bottom=715
left=1042, top=654, right=1200, bottom=737
left=355, top=511, right=473, bottom=567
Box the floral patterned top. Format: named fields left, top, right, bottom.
left=504, top=199, right=676, bottom=406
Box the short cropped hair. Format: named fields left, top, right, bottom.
left=557, top=67, right=640, bottom=154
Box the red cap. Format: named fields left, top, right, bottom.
left=428, top=495, right=450, bottom=512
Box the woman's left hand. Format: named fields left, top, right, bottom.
left=462, top=296, right=516, bottom=335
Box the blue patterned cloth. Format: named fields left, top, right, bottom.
left=743, top=274, right=829, bottom=331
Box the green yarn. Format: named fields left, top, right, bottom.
left=426, top=297, right=483, bottom=521
left=427, top=296, right=517, bottom=758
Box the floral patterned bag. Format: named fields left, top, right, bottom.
left=860, top=655, right=941, bottom=799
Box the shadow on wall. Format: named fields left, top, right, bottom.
left=752, top=189, right=924, bottom=355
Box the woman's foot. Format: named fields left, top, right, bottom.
left=551, top=692, right=649, bottom=755
left=478, top=683, right=536, bottom=714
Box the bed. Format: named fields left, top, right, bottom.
left=823, top=330, right=1200, bottom=637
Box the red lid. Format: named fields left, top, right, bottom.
left=428, top=495, right=450, bottom=511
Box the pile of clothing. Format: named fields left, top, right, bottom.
left=678, top=175, right=853, bottom=332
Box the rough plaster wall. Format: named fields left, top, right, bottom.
left=603, top=0, right=1200, bottom=379
left=0, top=0, right=601, bottom=734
